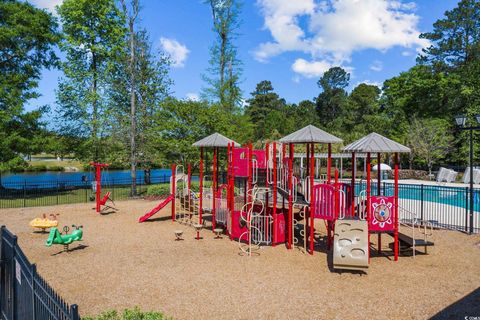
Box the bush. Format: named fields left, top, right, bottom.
left=146, top=184, right=171, bottom=196
left=28, top=164, right=47, bottom=172
left=3, top=157, right=28, bottom=172
left=46, top=165, right=65, bottom=172
left=83, top=307, right=169, bottom=320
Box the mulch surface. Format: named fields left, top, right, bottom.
left=1, top=200, right=479, bottom=319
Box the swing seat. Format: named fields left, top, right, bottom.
left=99, top=192, right=117, bottom=212
left=99, top=192, right=111, bottom=206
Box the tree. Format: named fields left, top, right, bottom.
left=246, top=80, right=286, bottom=141
left=419, top=0, right=480, bottom=68
left=408, top=118, right=453, bottom=175
left=0, top=0, right=59, bottom=111
left=119, top=0, right=140, bottom=195
left=56, top=0, right=125, bottom=161
left=0, top=0, right=59, bottom=181
left=315, top=67, right=350, bottom=130
left=107, top=29, right=172, bottom=180
left=203, top=0, right=243, bottom=112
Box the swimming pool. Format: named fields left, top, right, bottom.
left=355, top=182, right=480, bottom=212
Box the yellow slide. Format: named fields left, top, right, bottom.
left=333, top=219, right=369, bottom=271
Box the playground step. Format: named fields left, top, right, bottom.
left=276, top=187, right=309, bottom=206
left=388, top=232, right=434, bottom=248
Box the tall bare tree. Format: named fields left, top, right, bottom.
left=120, top=0, right=140, bottom=196
left=203, top=0, right=242, bottom=112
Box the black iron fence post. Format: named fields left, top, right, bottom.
left=12, top=234, right=18, bottom=318
left=420, top=184, right=424, bottom=221
left=466, top=186, right=469, bottom=233
left=85, top=185, right=88, bottom=203
left=56, top=181, right=59, bottom=205
left=71, top=304, right=80, bottom=320
left=112, top=179, right=115, bottom=200
left=31, top=264, right=36, bottom=319
left=23, top=181, right=26, bottom=207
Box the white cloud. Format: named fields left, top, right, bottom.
left=402, top=50, right=413, bottom=56
left=29, top=0, right=63, bottom=13
left=355, top=80, right=382, bottom=88
left=255, top=0, right=429, bottom=78
left=291, top=58, right=332, bottom=78
left=159, top=37, right=189, bottom=68
left=185, top=93, right=200, bottom=101
left=370, top=60, right=383, bottom=72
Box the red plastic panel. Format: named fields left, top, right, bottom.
left=312, top=184, right=337, bottom=221
left=369, top=196, right=395, bottom=232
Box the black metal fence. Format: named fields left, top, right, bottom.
left=0, top=226, right=79, bottom=320
left=354, top=181, right=480, bottom=233
left=0, top=176, right=170, bottom=209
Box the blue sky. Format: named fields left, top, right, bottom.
left=27, top=0, right=459, bottom=112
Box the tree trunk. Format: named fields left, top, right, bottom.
left=219, top=32, right=226, bottom=107
left=129, top=21, right=137, bottom=197
left=92, top=52, right=98, bottom=161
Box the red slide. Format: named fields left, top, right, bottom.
left=138, top=194, right=175, bottom=223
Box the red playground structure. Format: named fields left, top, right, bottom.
left=90, top=162, right=116, bottom=213
left=140, top=126, right=431, bottom=271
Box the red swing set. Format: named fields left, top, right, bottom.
left=90, top=162, right=116, bottom=213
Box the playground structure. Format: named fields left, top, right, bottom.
left=29, top=213, right=59, bottom=232
left=139, top=126, right=434, bottom=270
left=45, top=225, right=83, bottom=252
left=90, top=162, right=116, bottom=213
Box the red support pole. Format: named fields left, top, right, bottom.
left=288, top=143, right=294, bottom=249
left=95, top=164, right=101, bottom=213
left=248, top=143, right=253, bottom=204
left=327, top=143, right=332, bottom=184
left=309, top=143, right=315, bottom=255
left=171, top=163, right=176, bottom=221
left=213, top=147, right=217, bottom=230
left=273, top=142, right=277, bottom=246
left=230, top=143, right=235, bottom=240
left=366, top=153, right=371, bottom=262
left=351, top=152, right=356, bottom=217
left=377, top=153, right=381, bottom=196
left=199, top=147, right=204, bottom=225
left=90, top=162, right=108, bottom=213
left=394, top=152, right=399, bottom=261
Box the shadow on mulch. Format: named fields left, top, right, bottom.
left=430, top=287, right=480, bottom=319
left=51, top=244, right=88, bottom=256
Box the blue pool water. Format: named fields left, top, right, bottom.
left=355, top=182, right=480, bottom=212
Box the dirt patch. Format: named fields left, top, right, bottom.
left=1, top=200, right=479, bottom=319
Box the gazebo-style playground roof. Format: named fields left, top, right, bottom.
left=279, top=125, right=343, bottom=144
left=192, top=132, right=240, bottom=148
left=343, top=132, right=410, bottom=153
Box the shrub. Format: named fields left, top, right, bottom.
left=47, top=165, right=65, bottom=172
left=29, top=164, right=47, bottom=172
left=3, top=157, right=28, bottom=172
left=83, top=307, right=169, bottom=320
left=146, top=184, right=171, bottom=196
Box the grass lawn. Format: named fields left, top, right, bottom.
left=28, top=159, right=84, bottom=170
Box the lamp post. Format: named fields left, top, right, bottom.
left=455, top=114, right=480, bottom=234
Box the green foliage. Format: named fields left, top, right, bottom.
left=83, top=307, right=169, bottom=320
left=407, top=118, right=453, bottom=174
left=0, top=0, right=59, bottom=111
left=202, top=0, right=243, bottom=111
left=0, top=0, right=59, bottom=171
left=56, top=0, right=126, bottom=161
left=315, top=67, right=350, bottom=130
left=146, top=184, right=170, bottom=196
